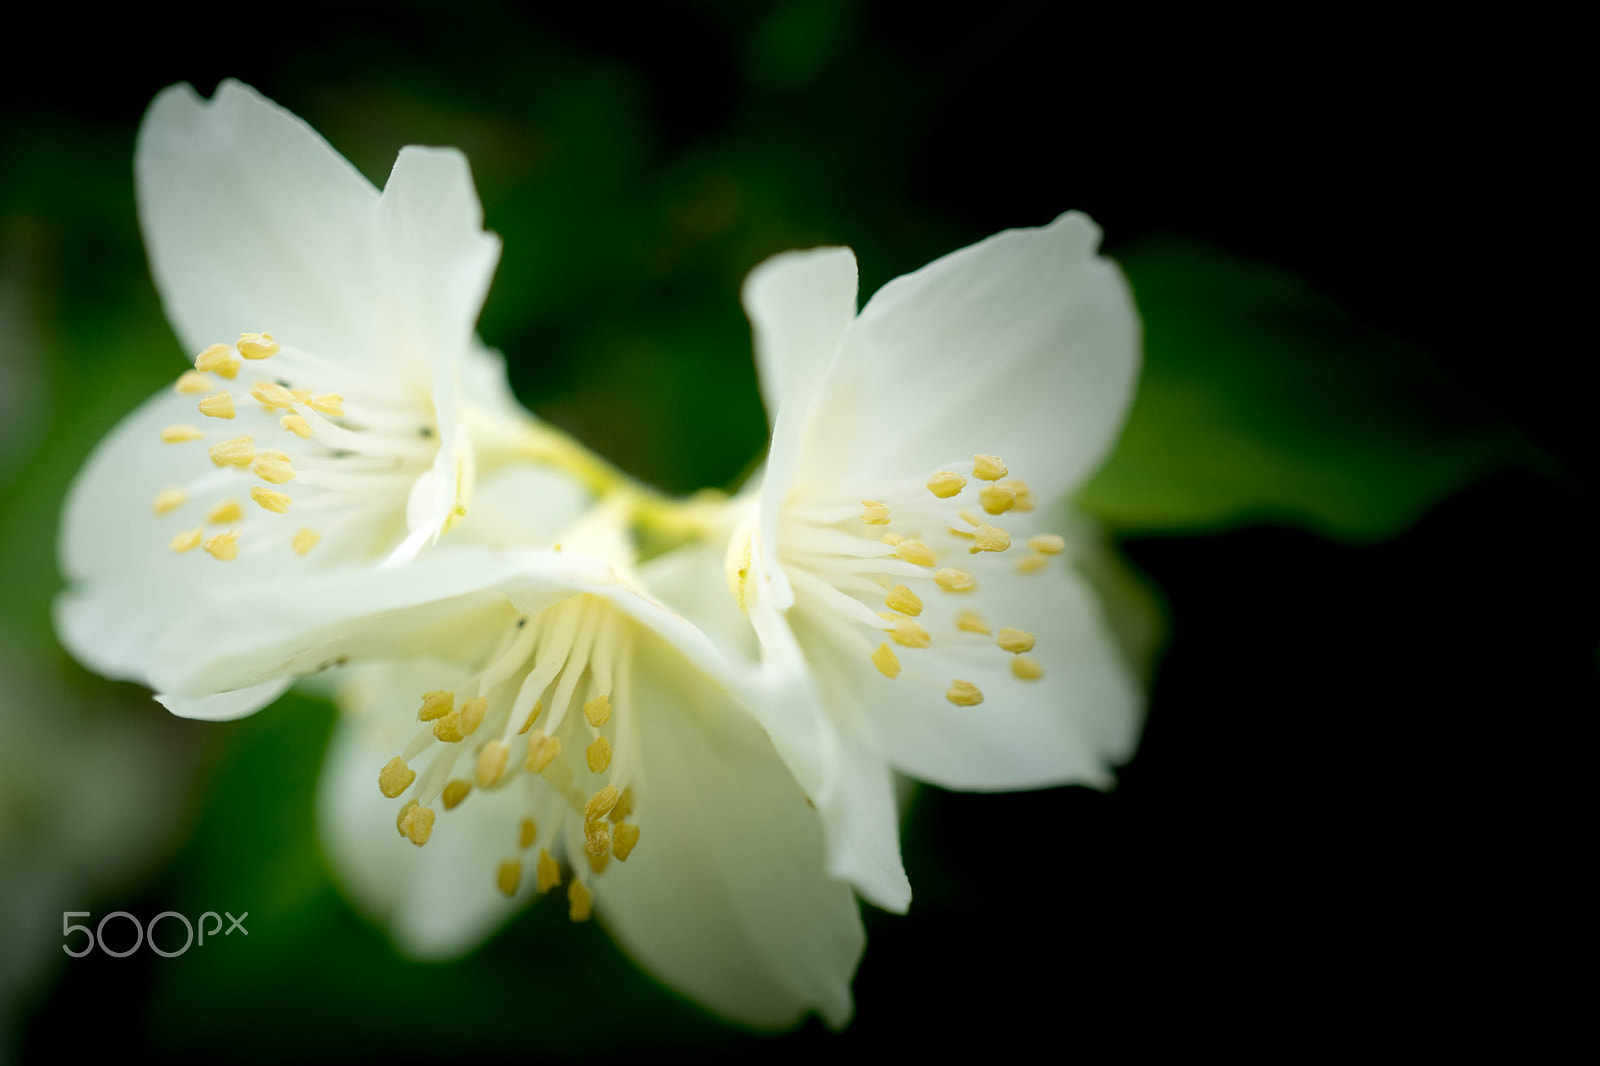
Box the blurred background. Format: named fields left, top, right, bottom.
left=1, top=2, right=1589, bottom=1059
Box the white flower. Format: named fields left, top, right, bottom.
left=705, top=213, right=1146, bottom=910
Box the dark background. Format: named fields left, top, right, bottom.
left=2, top=1, right=1588, bottom=1058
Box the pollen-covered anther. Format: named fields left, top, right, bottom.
left=979, top=483, right=1016, bottom=515
left=973, top=454, right=1008, bottom=481
left=609, top=787, right=634, bottom=823
left=208, top=499, right=242, bottom=524
left=880, top=532, right=903, bottom=546
left=236, top=332, right=279, bottom=360
left=250, top=485, right=291, bottom=513
left=169, top=528, right=203, bottom=554
left=1017, top=552, right=1050, bottom=574
left=161, top=424, right=205, bottom=444
left=208, top=435, right=255, bottom=467
left=1029, top=533, right=1067, bottom=555
left=203, top=530, right=239, bottom=561
left=881, top=613, right=932, bottom=649
left=280, top=413, right=313, bottom=439
left=526, top=733, right=561, bottom=773
left=395, top=800, right=418, bottom=836
left=583, top=694, right=612, bottom=727
left=291, top=389, right=312, bottom=403
left=997, top=627, right=1036, bottom=654
left=584, top=818, right=611, bottom=858
left=612, top=822, right=640, bottom=861
left=496, top=859, right=521, bottom=897
left=969, top=524, right=1011, bottom=554
left=175, top=370, right=215, bottom=395
left=251, top=381, right=297, bottom=410
left=872, top=642, right=901, bottom=679
left=536, top=848, right=561, bottom=893
left=927, top=471, right=967, bottom=498
left=518, top=700, right=543, bottom=734
left=886, top=585, right=923, bottom=616
left=432, top=712, right=465, bottom=743
left=1012, top=656, right=1045, bottom=680
left=934, top=567, right=976, bottom=593
left=519, top=818, right=538, bottom=848
left=379, top=756, right=416, bottom=798
left=194, top=343, right=240, bottom=379
left=198, top=391, right=235, bottom=419
left=307, top=393, right=344, bottom=417
left=588, top=848, right=611, bottom=876
left=152, top=487, right=187, bottom=515
left=291, top=528, right=320, bottom=556
left=585, top=786, right=620, bottom=823
left=441, top=779, right=472, bottom=809
left=946, top=679, right=984, bottom=706
left=401, top=804, right=436, bottom=846
left=860, top=500, right=891, bottom=525
left=568, top=880, right=593, bottom=922
left=894, top=539, right=938, bottom=567
left=587, top=736, right=612, bottom=774
left=475, top=741, right=510, bottom=788
left=459, top=697, right=487, bottom=735
left=956, top=609, right=991, bottom=634
left=418, top=689, right=453, bottom=722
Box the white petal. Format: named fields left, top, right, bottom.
left=802, top=212, right=1140, bottom=503
left=451, top=463, right=592, bottom=549
left=153, top=678, right=292, bottom=721
left=598, top=637, right=864, bottom=1029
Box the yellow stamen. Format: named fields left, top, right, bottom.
left=418, top=690, right=453, bottom=722
left=927, top=471, right=966, bottom=498
left=973, top=454, right=1008, bottom=481
left=588, top=849, right=611, bottom=876
left=401, top=804, right=435, bottom=846
left=585, top=786, right=620, bottom=823
left=894, top=539, right=937, bottom=567
left=290, top=388, right=312, bottom=403
left=956, top=609, right=990, bottom=634
left=378, top=756, right=416, bottom=798
left=1029, top=533, right=1066, bottom=555
left=161, top=424, right=204, bottom=444
left=152, top=487, right=187, bottom=515
left=584, top=819, right=611, bottom=858
left=934, top=567, right=976, bottom=593
left=291, top=528, right=320, bottom=556
left=519, top=818, right=538, bottom=848
left=587, top=736, right=612, bottom=774
left=612, top=822, right=640, bottom=861
left=280, top=413, right=312, bottom=439
left=1017, top=552, right=1050, bottom=574
left=1012, top=656, right=1045, bottom=680
left=395, top=800, right=418, bottom=836
left=583, top=694, right=612, bottom=727
left=433, top=712, right=465, bottom=743
left=194, top=343, right=239, bottom=379
left=526, top=733, right=561, bottom=773
left=169, top=528, right=203, bottom=554
left=969, top=523, right=1011, bottom=554
left=536, top=848, right=561, bottom=893
left=518, top=700, right=543, bottom=734
left=475, top=741, right=509, bottom=788
left=885, top=585, right=923, bottom=616
left=948, top=525, right=976, bottom=540
left=496, top=859, right=521, bottom=896
left=860, top=500, right=891, bottom=525
left=207, top=499, right=242, bottom=524
left=441, top=779, right=472, bottom=809
left=997, top=627, right=1036, bottom=653
left=236, top=332, right=278, bottom=360
left=882, top=613, right=932, bottom=649
left=879, top=532, right=903, bottom=547
left=979, top=483, right=1016, bottom=515
left=946, top=679, right=984, bottom=706
left=250, top=485, right=291, bottom=513
left=307, top=393, right=344, bottom=417
left=1006, top=479, right=1036, bottom=511
left=568, top=880, right=593, bottom=922
left=609, top=787, right=634, bottom=823
left=208, top=435, right=255, bottom=467
left=459, top=697, right=487, bottom=736
left=253, top=462, right=296, bottom=490
left=198, top=391, right=235, bottom=420
left=250, top=381, right=296, bottom=410
left=872, top=642, right=901, bottom=679
left=958, top=509, right=983, bottom=527
left=174, top=370, right=215, bottom=395
left=202, top=530, right=239, bottom=561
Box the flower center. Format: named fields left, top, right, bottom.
left=374, top=593, right=643, bottom=923
left=151, top=332, right=443, bottom=563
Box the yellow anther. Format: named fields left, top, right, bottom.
left=169, top=528, right=203, bottom=554
left=459, top=697, right=487, bottom=736
left=198, top=390, right=235, bottom=419
left=973, top=454, right=1008, bottom=481
left=927, top=471, right=967, bottom=498
left=307, top=393, right=344, bottom=417
left=519, top=818, right=538, bottom=849
left=432, top=712, right=465, bottom=743
left=401, top=804, right=436, bottom=846
left=208, top=435, right=255, bottom=467
left=1012, top=656, right=1045, bottom=680
left=290, top=388, right=312, bottom=403
left=250, top=485, right=291, bottom=513
left=236, top=332, right=278, bottom=360
left=568, top=880, right=593, bottom=922
left=475, top=741, right=510, bottom=788
left=948, top=526, right=975, bottom=540
left=956, top=609, right=991, bottom=634
left=860, top=500, right=892, bottom=525
left=586, top=736, right=612, bottom=774
left=997, top=627, right=1036, bottom=654
left=946, top=679, right=984, bottom=706
left=250, top=381, right=296, bottom=410
left=979, top=483, right=1016, bottom=515
left=1017, top=552, right=1050, bottom=574
left=194, top=343, right=239, bottom=379
left=207, top=499, right=242, bottom=524
left=175, top=370, right=215, bottom=395
left=584, top=818, right=611, bottom=858
left=886, top=585, right=923, bottom=616
left=536, top=848, right=561, bottom=893
left=1006, top=479, right=1036, bottom=512
left=882, top=614, right=932, bottom=649
left=496, top=859, right=522, bottom=897
left=969, top=523, right=1011, bottom=554
left=161, top=424, right=204, bottom=444
left=613, top=822, right=640, bottom=861
left=934, top=567, right=976, bottom=593
left=280, top=413, right=313, bottom=439
left=588, top=849, right=611, bottom=876
left=958, top=508, right=983, bottom=527
left=583, top=694, right=612, bottom=727
left=872, top=642, right=902, bottom=679
left=526, top=733, right=561, bottom=773
left=1029, top=534, right=1067, bottom=555
left=441, top=779, right=472, bottom=810
left=418, top=690, right=453, bottom=722
left=252, top=455, right=295, bottom=483
left=202, top=530, right=239, bottom=561
left=585, top=786, right=620, bottom=823
left=395, top=800, right=418, bottom=836
left=152, top=487, right=187, bottom=515
left=518, top=700, right=543, bottom=734
left=895, top=539, right=937, bottom=567
left=291, top=528, right=320, bottom=556
left=378, top=756, right=416, bottom=798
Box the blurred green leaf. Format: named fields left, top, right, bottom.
left=1079, top=238, right=1523, bottom=541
